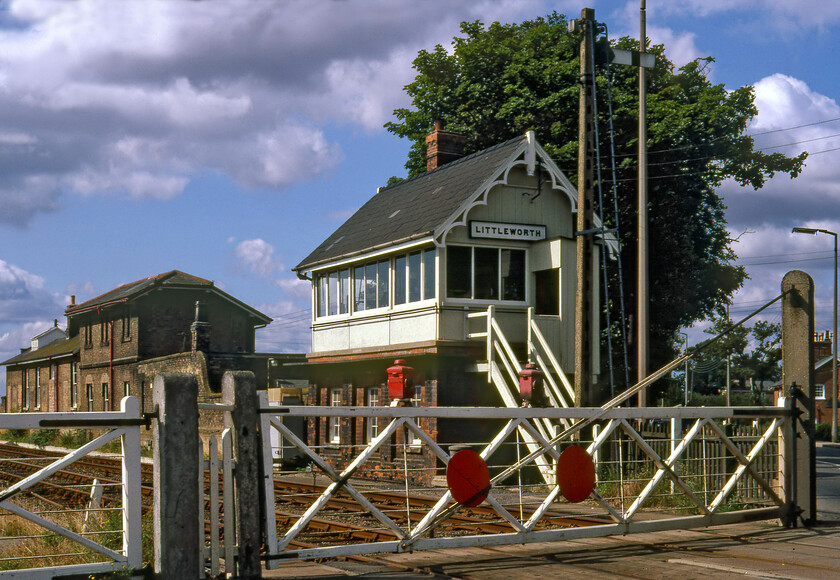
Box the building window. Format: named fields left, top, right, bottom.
left=329, top=388, right=341, bottom=444
left=815, top=384, right=826, bottom=400
left=100, top=319, right=109, bottom=345
left=23, top=369, right=29, bottom=410
left=124, top=381, right=131, bottom=398
left=71, top=363, right=78, bottom=409
left=394, top=248, right=436, bottom=306
left=35, top=368, right=41, bottom=409
left=122, top=308, right=131, bottom=340
left=446, top=246, right=525, bottom=301
left=86, top=384, right=94, bottom=412
left=319, top=259, right=389, bottom=317
left=102, top=382, right=109, bottom=410
left=423, top=249, right=436, bottom=300
left=366, top=388, right=380, bottom=443
left=317, top=270, right=351, bottom=317
left=49, top=364, right=55, bottom=381
left=535, top=268, right=560, bottom=315
left=410, top=389, right=423, bottom=447
left=84, top=325, right=93, bottom=348
left=394, top=255, right=407, bottom=304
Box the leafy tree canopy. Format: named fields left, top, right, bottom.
left=686, top=316, right=781, bottom=402
left=386, top=13, right=805, bottom=391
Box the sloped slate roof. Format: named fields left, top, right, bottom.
left=2, top=335, right=80, bottom=366
left=65, top=270, right=271, bottom=324
left=295, top=135, right=528, bottom=272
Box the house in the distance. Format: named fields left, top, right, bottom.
left=4, top=270, right=273, bottom=416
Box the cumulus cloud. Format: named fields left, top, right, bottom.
left=0, top=260, right=64, bottom=322
left=234, top=239, right=282, bottom=277
left=715, top=74, right=840, bottom=335
left=723, top=75, right=840, bottom=227
left=276, top=278, right=311, bottom=302
left=0, top=0, right=558, bottom=225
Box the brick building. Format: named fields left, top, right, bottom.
left=293, top=128, right=612, bottom=484
left=812, top=332, right=839, bottom=426
left=4, top=270, right=273, bottom=415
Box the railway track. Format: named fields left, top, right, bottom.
left=0, top=442, right=607, bottom=549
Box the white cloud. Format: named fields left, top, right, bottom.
left=723, top=75, right=840, bottom=228
left=0, top=260, right=63, bottom=322
left=276, top=278, right=311, bottom=302
left=234, top=239, right=281, bottom=277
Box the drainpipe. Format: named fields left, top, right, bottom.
left=109, top=321, right=114, bottom=411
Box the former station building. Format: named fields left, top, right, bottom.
left=293, top=127, right=608, bottom=483
left=3, top=270, right=273, bottom=417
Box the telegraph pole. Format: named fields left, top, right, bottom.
left=574, top=7, right=596, bottom=407
left=637, top=0, right=649, bottom=406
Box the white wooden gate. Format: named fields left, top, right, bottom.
left=259, top=401, right=793, bottom=566
left=0, top=397, right=143, bottom=579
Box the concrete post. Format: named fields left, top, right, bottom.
left=223, top=371, right=262, bottom=579
left=153, top=373, right=200, bottom=578
left=781, top=271, right=817, bottom=526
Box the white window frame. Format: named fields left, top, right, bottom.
left=124, top=381, right=131, bottom=398
left=23, top=369, right=30, bottom=410
left=445, top=245, right=527, bottom=303
left=102, top=382, right=110, bottom=410
left=815, top=384, right=826, bottom=400
left=409, top=389, right=423, bottom=447
left=35, top=367, right=41, bottom=409
left=71, top=363, right=78, bottom=409
left=394, top=248, right=436, bottom=307
left=329, top=388, right=342, bottom=444
left=366, top=388, right=380, bottom=443
left=86, top=384, right=94, bottom=412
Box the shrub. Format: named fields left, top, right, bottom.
left=815, top=422, right=832, bottom=441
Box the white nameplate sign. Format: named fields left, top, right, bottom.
left=470, top=221, right=546, bottom=242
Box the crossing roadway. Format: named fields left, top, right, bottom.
left=818, top=442, right=840, bottom=522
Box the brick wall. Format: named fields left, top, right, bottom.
left=307, top=379, right=439, bottom=486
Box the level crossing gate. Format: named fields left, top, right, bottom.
left=256, top=271, right=817, bottom=568
left=258, top=400, right=797, bottom=565
left=0, top=397, right=143, bottom=579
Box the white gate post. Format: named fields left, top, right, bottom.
left=223, top=371, right=262, bottom=579
left=153, top=373, right=200, bottom=577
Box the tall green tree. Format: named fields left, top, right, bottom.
left=386, top=14, right=805, bottom=397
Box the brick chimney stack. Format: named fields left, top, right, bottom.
left=425, top=120, right=466, bottom=172
left=191, top=300, right=211, bottom=352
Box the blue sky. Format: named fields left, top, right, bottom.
left=0, top=0, right=839, bottom=393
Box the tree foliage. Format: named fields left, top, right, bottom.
left=687, top=316, right=781, bottom=402
left=386, top=13, right=805, bottom=395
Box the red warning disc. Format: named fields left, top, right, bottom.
left=556, top=445, right=595, bottom=503
left=446, top=449, right=491, bottom=507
